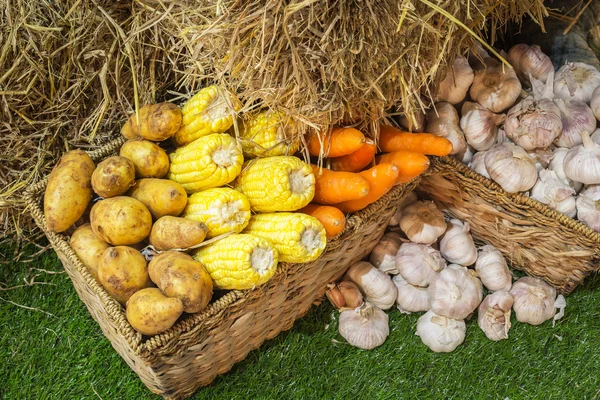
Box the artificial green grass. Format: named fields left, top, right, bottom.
left=1, top=242, right=600, bottom=400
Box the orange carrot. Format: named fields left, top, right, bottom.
left=335, top=163, right=399, bottom=213
left=329, top=139, right=377, bottom=172
left=379, top=125, right=453, bottom=156
left=298, top=204, right=346, bottom=239
left=308, top=127, right=366, bottom=158
left=311, top=165, right=370, bottom=205
left=375, top=150, right=430, bottom=183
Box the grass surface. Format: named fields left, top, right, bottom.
left=1, top=243, right=600, bottom=400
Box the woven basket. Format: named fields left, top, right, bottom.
left=417, top=156, right=600, bottom=295
left=23, top=138, right=418, bottom=400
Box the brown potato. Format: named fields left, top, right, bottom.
left=148, top=251, right=213, bottom=313
left=119, top=138, right=170, bottom=178
left=70, top=224, right=110, bottom=281
left=121, top=103, right=182, bottom=141
left=126, top=288, right=184, bottom=335
left=91, top=156, right=136, bottom=198
left=127, top=179, right=187, bottom=219
left=90, top=196, right=152, bottom=245
left=97, top=246, right=151, bottom=304
left=149, top=217, right=207, bottom=251
left=44, top=149, right=95, bottom=232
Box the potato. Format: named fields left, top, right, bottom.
left=70, top=224, right=110, bottom=281
left=149, top=217, right=208, bottom=251
left=126, top=288, right=184, bottom=335
left=90, top=196, right=152, bottom=245
left=119, top=138, right=170, bottom=178
left=127, top=179, right=187, bottom=219
left=98, top=246, right=151, bottom=304
left=148, top=251, right=213, bottom=313
left=91, top=156, right=136, bottom=198
left=44, top=149, right=95, bottom=232
left=121, top=103, right=182, bottom=141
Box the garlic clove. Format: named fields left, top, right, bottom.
left=399, top=200, right=447, bottom=244
left=326, top=283, right=346, bottom=309
left=343, top=261, right=397, bottom=310
left=548, top=147, right=582, bottom=192
left=468, top=151, right=490, bottom=179
left=470, top=58, right=522, bottom=113
left=388, top=192, right=418, bottom=227
left=392, top=274, right=430, bottom=314
left=369, top=232, right=403, bottom=274
left=590, top=86, right=600, bottom=121
left=478, top=291, right=513, bottom=341
left=475, top=245, right=512, bottom=292
left=507, top=44, right=554, bottom=84
left=564, top=131, right=600, bottom=185
left=509, top=276, right=557, bottom=325
left=428, top=264, right=483, bottom=320
left=554, top=62, right=600, bottom=104
left=554, top=98, right=596, bottom=148
left=416, top=310, right=466, bottom=353
left=530, top=169, right=576, bottom=217
left=484, top=142, right=538, bottom=193
left=396, top=242, right=446, bottom=287
left=338, top=302, right=389, bottom=350
left=459, top=144, right=475, bottom=165
left=576, top=185, right=600, bottom=232
left=439, top=219, right=478, bottom=266
left=425, top=103, right=467, bottom=156
left=460, top=102, right=506, bottom=151
left=434, top=56, right=475, bottom=105
left=337, top=280, right=364, bottom=309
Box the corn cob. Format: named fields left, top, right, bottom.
left=174, top=85, right=241, bottom=146
left=238, top=110, right=300, bottom=158
left=168, top=133, right=244, bottom=193
left=184, top=188, right=251, bottom=238
left=194, top=234, right=278, bottom=290
left=243, top=213, right=326, bottom=263
left=234, top=156, right=315, bottom=212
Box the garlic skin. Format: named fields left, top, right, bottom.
left=369, top=232, right=403, bottom=274
left=459, top=144, right=474, bottom=165
left=530, top=170, right=576, bottom=217
left=548, top=147, right=583, bottom=192
left=576, top=185, right=600, bottom=232
left=470, top=58, right=522, bottom=113
left=344, top=261, right=397, bottom=310
left=338, top=302, right=389, bottom=350
left=416, top=310, right=466, bottom=353
left=392, top=274, right=430, bottom=314
left=478, top=291, right=514, bottom=341
left=435, top=56, right=475, bottom=105
left=554, top=62, right=600, bottom=104
left=388, top=192, right=418, bottom=226
left=484, top=143, right=538, bottom=193
left=468, top=151, right=490, bottom=178
left=590, top=86, right=600, bottom=121
left=428, top=264, right=483, bottom=320
left=399, top=201, right=447, bottom=244
left=510, top=276, right=557, bottom=325
left=337, top=280, right=364, bottom=309
left=554, top=99, right=596, bottom=148
left=564, top=131, right=600, bottom=185
left=396, top=243, right=446, bottom=287
left=475, top=245, right=512, bottom=292
left=507, top=44, right=554, bottom=83
left=439, top=219, right=478, bottom=266
left=398, top=110, right=426, bottom=133
left=460, top=102, right=506, bottom=151
left=426, top=103, right=467, bottom=156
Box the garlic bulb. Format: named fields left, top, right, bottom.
left=470, top=58, right=522, bottom=113
left=399, top=201, right=447, bottom=244
left=548, top=147, right=582, bottom=192
left=326, top=280, right=363, bottom=310
left=475, top=245, right=512, bottom=292
left=478, top=291, right=514, bottom=341
left=388, top=192, right=418, bottom=226
left=592, top=128, right=600, bottom=145
left=530, top=170, right=576, bottom=217
left=425, top=103, right=467, bottom=156
left=507, top=44, right=554, bottom=83
left=416, top=310, right=466, bottom=353
left=576, top=185, right=600, bottom=232
left=564, top=131, right=600, bottom=184
left=468, top=151, right=490, bottom=178
left=435, top=56, right=474, bottom=105
left=398, top=110, right=426, bottom=133
left=392, top=274, right=430, bottom=314
left=395, top=243, right=446, bottom=287
left=439, top=219, right=477, bottom=266
left=554, top=99, right=596, bottom=148
left=484, top=143, right=537, bottom=193
left=429, top=264, right=483, bottom=320
left=510, top=276, right=557, bottom=325
left=460, top=102, right=506, bottom=151
left=590, top=86, right=600, bottom=121
left=338, top=302, right=389, bottom=350
left=344, top=261, right=397, bottom=310
left=554, top=62, right=600, bottom=103
left=369, top=232, right=403, bottom=274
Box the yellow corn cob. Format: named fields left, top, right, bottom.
left=234, top=156, right=315, bottom=212
left=174, top=85, right=242, bottom=146
left=238, top=110, right=300, bottom=158
left=243, top=213, right=326, bottom=263
left=168, top=133, right=244, bottom=193
left=184, top=188, right=251, bottom=238
left=194, top=234, right=278, bottom=290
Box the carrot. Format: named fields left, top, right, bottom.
left=311, top=165, right=370, bottom=205
left=375, top=150, right=430, bottom=184
left=308, top=127, right=366, bottom=158
left=329, top=138, right=377, bottom=172
left=379, top=125, right=453, bottom=156
left=298, top=204, right=346, bottom=239
left=335, top=163, right=399, bottom=213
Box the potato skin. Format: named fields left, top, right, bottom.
left=119, top=139, right=170, bottom=178
left=127, top=179, right=187, bottom=219
left=126, top=288, right=184, bottom=335
left=44, top=149, right=95, bottom=232
left=148, top=251, right=213, bottom=313
left=90, top=196, right=152, bottom=245
left=121, top=103, right=182, bottom=141
left=91, top=156, right=136, bottom=198
left=98, top=246, right=151, bottom=304
left=70, top=224, right=110, bottom=281
left=149, top=217, right=207, bottom=251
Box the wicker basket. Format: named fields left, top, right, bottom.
left=417, top=156, right=600, bottom=295
left=23, top=139, right=418, bottom=400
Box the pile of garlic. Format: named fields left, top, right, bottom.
left=329, top=195, right=565, bottom=352
left=406, top=44, right=600, bottom=233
